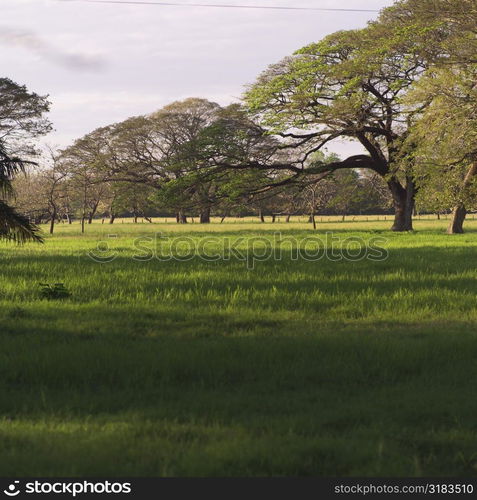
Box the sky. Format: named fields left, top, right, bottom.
left=1, top=0, right=395, bottom=155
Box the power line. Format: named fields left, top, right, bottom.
left=55, top=0, right=380, bottom=13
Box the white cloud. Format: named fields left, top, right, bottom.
left=0, top=26, right=107, bottom=70
left=1, top=0, right=395, bottom=153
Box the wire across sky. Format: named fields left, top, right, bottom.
left=55, top=0, right=381, bottom=13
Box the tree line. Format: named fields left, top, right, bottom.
left=1, top=0, right=477, bottom=240
left=13, top=100, right=392, bottom=234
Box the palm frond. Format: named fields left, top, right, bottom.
left=0, top=142, right=30, bottom=201
left=0, top=200, right=43, bottom=243
left=0, top=143, right=27, bottom=180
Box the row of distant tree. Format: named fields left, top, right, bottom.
left=12, top=106, right=393, bottom=234
left=2, top=0, right=477, bottom=241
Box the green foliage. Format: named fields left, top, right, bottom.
left=1, top=221, right=477, bottom=475
left=39, top=283, right=71, bottom=300
left=0, top=78, right=51, bottom=242
left=398, top=0, right=477, bottom=218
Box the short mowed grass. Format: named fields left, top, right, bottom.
left=1, top=217, right=477, bottom=477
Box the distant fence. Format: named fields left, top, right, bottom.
left=63, top=214, right=477, bottom=225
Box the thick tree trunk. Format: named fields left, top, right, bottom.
left=271, top=214, right=276, bottom=223
left=109, top=214, right=116, bottom=224
left=200, top=208, right=211, bottom=224
left=446, top=162, right=477, bottom=234
left=388, top=177, right=415, bottom=232
left=286, top=214, right=291, bottom=223
left=447, top=205, right=467, bottom=234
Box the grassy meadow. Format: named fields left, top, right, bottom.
left=1, top=216, right=477, bottom=477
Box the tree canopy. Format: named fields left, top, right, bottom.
left=0, top=78, right=51, bottom=242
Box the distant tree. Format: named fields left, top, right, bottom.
left=14, top=163, right=68, bottom=235
left=42, top=147, right=69, bottom=234
left=60, top=128, right=111, bottom=232
left=111, top=182, right=157, bottom=223
left=175, top=103, right=284, bottom=221
left=13, top=172, right=49, bottom=224
left=107, top=99, right=221, bottom=223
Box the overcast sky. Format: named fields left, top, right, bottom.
left=2, top=0, right=394, bottom=155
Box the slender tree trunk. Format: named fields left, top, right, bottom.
left=437, top=213, right=441, bottom=221
left=220, top=215, right=227, bottom=224
left=310, top=189, right=317, bottom=230
left=258, top=209, right=265, bottom=223
left=49, top=209, right=57, bottom=235
left=271, top=214, right=276, bottom=223
left=82, top=187, right=87, bottom=233
left=178, top=210, right=188, bottom=224
left=310, top=212, right=317, bottom=230
left=286, top=214, right=291, bottom=223
left=342, top=214, right=346, bottom=222
left=87, top=201, right=99, bottom=225
left=446, top=162, right=477, bottom=234
left=200, top=207, right=211, bottom=224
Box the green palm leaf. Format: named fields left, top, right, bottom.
left=0, top=199, right=43, bottom=243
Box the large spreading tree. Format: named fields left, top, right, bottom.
left=242, top=15, right=435, bottom=231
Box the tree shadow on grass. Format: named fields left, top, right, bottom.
left=0, top=309, right=477, bottom=476
left=1, top=246, right=477, bottom=476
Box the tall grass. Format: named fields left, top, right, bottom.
left=0, top=219, right=476, bottom=476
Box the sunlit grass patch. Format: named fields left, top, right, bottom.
left=0, top=219, right=476, bottom=476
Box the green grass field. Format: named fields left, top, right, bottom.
left=1, top=217, right=477, bottom=477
